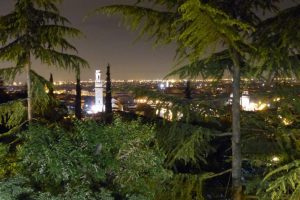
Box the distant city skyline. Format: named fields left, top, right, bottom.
left=0, top=0, right=297, bottom=82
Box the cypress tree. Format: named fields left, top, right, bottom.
left=49, top=73, right=54, bottom=97
left=185, top=80, right=192, bottom=99
left=0, top=78, right=7, bottom=104
left=105, top=63, right=112, bottom=114
left=75, top=68, right=81, bottom=120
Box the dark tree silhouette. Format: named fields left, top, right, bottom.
left=185, top=80, right=192, bottom=99
left=105, top=63, right=112, bottom=114
left=75, top=68, right=81, bottom=120
left=49, top=73, right=54, bottom=97
left=0, top=78, right=7, bottom=104
left=0, top=0, right=88, bottom=121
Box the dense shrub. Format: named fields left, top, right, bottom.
left=0, top=117, right=170, bottom=199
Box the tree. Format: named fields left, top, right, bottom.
left=48, top=73, right=54, bottom=97
left=248, top=5, right=300, bottom=199
left=96, top=0, right=292, bottom=199
left=184, top=80, right=192, bottom=99
left=0, top=0, right=88, bottom=122
left=0, top=78, right=7, bottom=104
left=75, top=68, right=82, bottom=120
left=252, top=4, right=300, bottom=81
left=0, top=118, right=170, bottom=199
left=96, top=1, right=250, bottom=199
left=130, top=87, right=230, bottom=199
left=105, top=63, right=112, bottom=115
left=169, top=4, right=300, bottom=198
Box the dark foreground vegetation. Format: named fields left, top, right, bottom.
left=1, top=85, right=300, bottom=200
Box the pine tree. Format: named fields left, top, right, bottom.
left=105, top=63, right=112, bottom=114
left=252, top=4, right=300, bottom=81
left=97, top=2, right=250, bottom=199
left=250, top=5, right=300, bottom=199
left=96, top=1, right=292, bottom=199
left=0, top=0, right=88, bottom=122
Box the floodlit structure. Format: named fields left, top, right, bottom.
left=227, top=91, right=269, bottom=112
left=240, top=91, right=251, bottom=111
left=93, top=70, right=105, bottom=113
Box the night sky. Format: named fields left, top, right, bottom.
left=0, top=0, right=177, bottom=81
left=0, top=0, right=298, bottom=81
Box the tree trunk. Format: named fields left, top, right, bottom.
left=26, top=53, right=32, bottom=122
left=75, top=68, right=82, bottom=120
left=231, top=49, right=242, bottom=200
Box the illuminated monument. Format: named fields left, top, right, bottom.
left=94, top=69, right=105, bottom=113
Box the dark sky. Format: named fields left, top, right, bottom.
left=0, top=0, right=298, bottom=81
left=0, top=0, right=177, bottom=81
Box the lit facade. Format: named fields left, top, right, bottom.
left=93, top=70, right=105, bottom=113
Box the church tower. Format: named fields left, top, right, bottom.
left=95, top=69, right=104, bottom=112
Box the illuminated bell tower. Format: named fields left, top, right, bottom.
left=95, top=69, right=104, bottom=112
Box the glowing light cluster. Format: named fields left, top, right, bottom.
left=278, top=115, right=293, bottom=126
left=272, top=156, right=280, bottom=162
left=156, top=108, right=183, bottom=120
left=228, top=91, right=270, bottom=111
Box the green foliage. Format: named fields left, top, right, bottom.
left=125, top=87, right=228, bottom=199
left=98, top=0, right=253, bottom=64
left=0, top=0, right=89, bottom=122
left=108, top=118, right=171, bottom=198
left=0, top=69, right=56, bottom=139
left=259, top=97, right=300, bottom=200
left=0, top=175, right=112, bottom=200
left=167, top=50, right=232, bottom=80
left=0, top=176, right=33, bottom=200
left=129, top=88, right=226, bottom=199
left=252, top=4, right=300, bottom=80
left=175, top=0, right=253, bottom=62
left=167, top=48, right=257, bottom=81
left=157, top=173, right=214, bottom=200
left=30, top=69, right=52, bottom=115
left=0, top=144, right=19, bottom=179
left=167, top=2, right=300, bottom=81
left=240, top=92, right=300, bottom=199
left=0, top=67, right=24, bottom=81
left=159, top=123, right=215, bottom=167
left=0, top=0, right=89, bottom=69
left=0, top=100, right=26, bottom=128
left=95, top=4, right=176, bottom=45
left=258, top=160, right=300, bottom=200
left=0, top=117, right=170, bottom=199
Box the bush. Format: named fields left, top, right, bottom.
left=0, top=117, right=170, bottom=199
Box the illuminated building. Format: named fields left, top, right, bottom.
left=93, top=69, right=105, bottom=113
left=227, top=91, right=269, bottom=111
left=240, top=91, right=251, bottom=111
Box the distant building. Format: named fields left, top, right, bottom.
left=227, top=90, right=269, bottom=111
left=114, top=93, right=136, bottom=111
left=93, top=70, right=105, bottom=112
left=240, top=91, right=250, bottom=110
